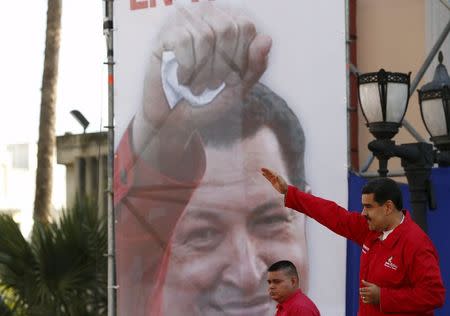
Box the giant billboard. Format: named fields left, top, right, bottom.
left=113, top=1, right=348, bottom=315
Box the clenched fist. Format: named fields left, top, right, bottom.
left=133, top=3, right=272, bottom=159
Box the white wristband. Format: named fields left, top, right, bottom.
left=161, top=51, right=226, bottom=109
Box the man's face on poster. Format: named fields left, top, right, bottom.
left=162, top=127, right=308, bottom=316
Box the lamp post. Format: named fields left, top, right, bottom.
left=70, top=110, right=90, bottom=134
left=358, top=69, right=411, bottom=177
left=358, top=53, right=450, bottom=233
left=418, top=52, right=450, bottom=166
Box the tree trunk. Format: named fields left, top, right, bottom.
left=34, top=0, right=62, bottom=224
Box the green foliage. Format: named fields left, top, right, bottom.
left=0, top=199, right=107, bottom=316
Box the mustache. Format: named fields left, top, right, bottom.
left=203, top=282, right=271, bottom=309
left=210, top=294, right=270, bottom=309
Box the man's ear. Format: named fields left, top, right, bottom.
left=385, top=200, right=394, bottom=215
left=291, top=276, right=298, bottom=288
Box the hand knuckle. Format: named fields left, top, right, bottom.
left=241, top=22, right=256, bottom=39
left=201, top=29, right=215, bottom=47
left=179, top=34, right=192, bottom=49
left=218, top=24, right=238, bottom=41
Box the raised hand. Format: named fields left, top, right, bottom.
left=133, top=3, right=272, bottom=160
left=261, top=168, right=288, bottom=194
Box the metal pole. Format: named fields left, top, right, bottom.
left=360, top=154, right=375, bottom=173
left=345, top=0, right=354, bottom=171
left=440, top=0, right=450, bottom=11
left=400, top=18, right=450, bottom=144
left=400, top=143, right=435, bottom=233
left=410, top=18, right=450, bottom=96
left=345, top=0, right=350, bottom=170
left=103, top=0, right=116, bottom=315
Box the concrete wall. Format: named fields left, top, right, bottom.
left=56, top=132, right=107, bottom=214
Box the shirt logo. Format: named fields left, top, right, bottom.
left=384, top=256, right=398, bottom=270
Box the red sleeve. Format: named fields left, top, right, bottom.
left=379, top=242, right=445, bottom=313
left=114, top=123, right=205, bottom=205
left=114, top=124, right=206, bottom=316
left=289, top=306, right=320, bottom=316
left=285, top=185, right=369, bottom=246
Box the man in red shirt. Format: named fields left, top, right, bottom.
left=268, top=260, right=320, bottom=316
left=261, top=168, right=445, bottom=316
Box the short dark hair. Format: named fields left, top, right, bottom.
left=362, top=178, right=403, bottom=210
left=268, top=260, right=299, bottom=279
left=198, top=83, right=307, bottom=190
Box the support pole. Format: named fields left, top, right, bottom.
left=368, top=141, right=434, bottom=232
left=400, top=143, right=434, bottom=233
left=103, top=0, right=116, bottom=315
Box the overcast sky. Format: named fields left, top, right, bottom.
left=0, top=1, right=107, bottom=234
left=0, top=1, right=107, bottom=146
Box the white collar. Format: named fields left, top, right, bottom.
left=380, top=214, right=405, bottom=241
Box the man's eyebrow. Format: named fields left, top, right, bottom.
left=184, top=199, right=283, bottom=220
left=250, top=199, right=283, bottom=215
left=183, top=209, right=220, bottom=221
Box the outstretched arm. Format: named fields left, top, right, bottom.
left=261, top=167, right=369, bottom=245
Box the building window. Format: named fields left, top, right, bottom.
left=7, top=144, right=29, bottom=170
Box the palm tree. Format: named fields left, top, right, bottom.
left=34, top=0, right=62, bottom=224
left=0, top=199, right=107, bottom=316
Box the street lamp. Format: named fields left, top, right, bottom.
left=357, top=55, right=450, bottom=232
left=358, top=69, right=410, bottom=141
left=70, top=110, right=90, bottom=134
left=418, top=52, right=450, bottom=166
left=358, top=70, right=411, bottom=177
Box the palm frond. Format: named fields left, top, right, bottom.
left=0, top=198, right=107, bottom=316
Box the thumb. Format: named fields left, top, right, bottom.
left=261, top=167, right=273, bottom=178
left=261, top=167, right=272, bottom=175
left=242, top=34, right=272, bottom=88
left=361, top=280, right=371, bottom=286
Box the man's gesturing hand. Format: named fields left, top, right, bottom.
left=359, top=280, right=380, bottom=305
left=261, top=168, right=288, bottom=195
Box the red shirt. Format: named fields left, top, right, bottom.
left=285, top=186, right=445, bottom=316
left=114, top=127, right=206, bottom=316
left=275, top=289, right=320, bottom=316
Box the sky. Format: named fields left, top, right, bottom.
left=0, top=1, right=107, bottom=145
left=0, top=1, right=107, bottom=234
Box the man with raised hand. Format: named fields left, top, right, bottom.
left=261, top=168, right=445, bottom=315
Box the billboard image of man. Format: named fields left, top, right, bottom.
left=114, top=3, right=309, bottom=316
left=113, top=0, right=348, bottom=315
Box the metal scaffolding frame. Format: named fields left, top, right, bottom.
left=103, top=0, right=116, bottom=315
left=349, top=2, right=450, bottom=175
